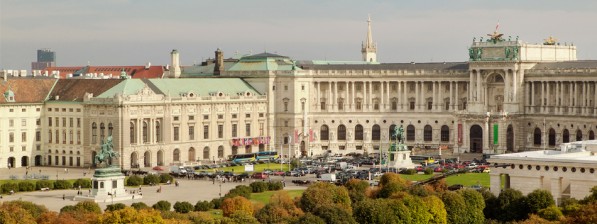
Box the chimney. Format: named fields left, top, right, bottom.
left=170, top=49, right=181, bottom=78
left=214, top=48, right=224, bottom=75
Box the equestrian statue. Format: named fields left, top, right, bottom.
left=95, top=136, right=119, bottom=167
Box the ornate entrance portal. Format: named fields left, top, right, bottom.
left=470, top=125, right=483, bottom=153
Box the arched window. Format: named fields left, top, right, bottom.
left=100, top=123, right=105, bottom=142
left=203, top=147, right=210, bottom=160
left=355, top=125, right=364, bottom=140
left=389, top=124, right=396, bottom=141
left=533, top=128, right=542, bottom=145
left=142, top=121, right=148, bottom=143
left=218, top=146, right=224, bottom=158
left=155, top=121, right=161, bottom=143
left=563, top=129, right=570, bottom=143
left=548, top=128, right=556, bottom=146
left=576, top=130, right=583, bottom=141
left=108, top=123, right=113, bottom=136
left=441, top=125, right=450, bottom=142
left=91, top=122, right=97, bottom=144
left=173, top=148, right=180, bottom=162
left=129, top=122, right=135, bottom=144
left=188, top=147, right=196, bottom=162
left=372, top=125, right=381, bottom=141
left=590, top=130, right=595, bottom=140
left=337, top=125, right=346, bottom=140
left=320, top=125, right=329, bottom=140
left=424, top=125, right=432, bottom=141
left=406, top=125, right=415, bottom=141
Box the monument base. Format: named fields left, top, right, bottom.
left=388, top=150, right=416, bottom=169
left=74, top=166, right=141, bottom=202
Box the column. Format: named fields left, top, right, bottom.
left=386, top=81, right=390, bottom=110
left=469, top=70, right=474, bottom=101
left=397, top=81, right=402, bottom=111
left=368, top=81, right=373, bottom=110
left=541, top=81, right=545, bottom=113
left=316, top=82, right=321, bottom=111
left=449, top=81, right=454, bottom=111
left=477, top=71, right=482, bottom=103
left=513, top=70, right=518, bottom=102
left=556, top=81, right=560, bottom=114
left=380, top=81, right=384, bottom=110
left=334, top=81, right=338, bottom=111
left=415, top=81, right=420, bottom=111
left=455, top=82, right=459, bottom=110
left=345, top=81, right=349, bottom=111
left=584, top=81, right=588, bottom=114
left=504, top=70, right=510, bottom=103
left=575, top=82, right=579, bottom=114
left=594, top=81, right=597, bottom=115
left=351, top=81, right=355, bottom=111
left=568, top=82, right=573, bottom=115
left=530, top=82, right=535, bottom=111
left=328, top=82, right=332, bottom=110
left=403, top=81, right=408, bottom=110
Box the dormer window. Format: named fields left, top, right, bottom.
left=4, top=90, right=15, bottom=102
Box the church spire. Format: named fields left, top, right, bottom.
left=361, top=15, right=377, bottom=63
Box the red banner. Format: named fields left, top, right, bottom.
left=294, top=129, right=299, bottom=144
left=309, top=129, right=314, bottom=142
left=458, top=123, right=463, bottom=145
left=230, top=136, right=271, bottom=146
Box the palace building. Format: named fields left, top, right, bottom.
left=1, top=19, right=597, bottom=170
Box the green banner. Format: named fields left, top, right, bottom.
left=493, top=124, right=498, bottom=145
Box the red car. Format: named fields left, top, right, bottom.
left=152, top=166, right=164, bottom=171
left=251, top=172, right=269, bottom=179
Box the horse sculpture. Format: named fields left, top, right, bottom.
left=95, top=136, right=119, bottom=167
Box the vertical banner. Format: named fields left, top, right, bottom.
left=294, top=129, right=299, bottom=144
left=493, top=124, right=499, bottom=145
left=458, top=123, right=463, bottom=144
left=309, top=129, right=314, bottom=142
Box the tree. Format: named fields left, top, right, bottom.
left=152, top=200, right=171, bottom=212
left=131, top=202, right=150, bottom=210
left=354, top=199, right=395, bottom=224
left=225, top=185, right=252, bottom=199
left=440, top=191, right=468, bottom=224
left=563, top=202, right=597, bottom=224
left=421, top=195, right=447, bottom=224
left=2, top=200, right=48, bottom=219
left=525, top=189, right=555, bottom=214
left=97, top=207, right=164, bottom=224
left=255, top=204, right=291, bottom=224
left=312, top=204, right=357, bottom=224
left=292, top=213, right=325, bottom=224
left=173, top=201, right=194, bottom=213
left=220, top=210, right=259, bottom=224
left=249, top=181, right=269, bottom=193
left=194, top=200, right=214, bottom=212
left=0, top=201, right=37, bottom=224
left=299, top=182, right=351, bottom=214
left=517, top=214, right=560, bottom=224
left=344, top=179, right=369, bottom=204
left=74, top=200, right=102, bottom=214
left=377, top=173, right=410, bottom=198
left=496, top=188, right=526, bottom=222
left=221, top=196, right=253, bottom=217
left=537, top=205, right=563, bottom=221
left=187, top=212, right=217, bottom=224
left=458, top=189, right=485, bottom=224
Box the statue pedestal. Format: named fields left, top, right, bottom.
left=388, top=149, right=416, bottom=169
left=74, top=166, right=141, bottom=202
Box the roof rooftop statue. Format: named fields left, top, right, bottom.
left=487, top=22, right=505, bottom=43
left=544, top=36, right=557, bottom=45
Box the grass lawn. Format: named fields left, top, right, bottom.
left=198, top=163, right=291, bottom=174
left=250, top=189, right=305, bottom=205
left=399, top=173, right=490, bottom=187
left=207, top=209, right=223, bottom=219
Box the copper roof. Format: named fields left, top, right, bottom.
left=0, top=78, right=57, bottom=104
left=48, top=79, right=124, bottom=102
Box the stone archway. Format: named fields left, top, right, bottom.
left=506, top=125, right=514, bottom=152
left=470, top=125, right=483, bottom=153
left=21, top=156, right=29, bottom=167
left=188, top=147, right=196, bottom=162
left=486, top=72, right=506, bottom=112
left=157, top=150, right=164, bottom=166
left=144, top=151, right=151, bottom=167
left=130, top=152, right=138, bottom=168
left=7, top=157, right=16, bottom=168
left=35, top=155, right=42, bottom=166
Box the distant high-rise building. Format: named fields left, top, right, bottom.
left=31, top=49, right=56, bottom=71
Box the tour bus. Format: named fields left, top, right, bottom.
left=256, top=151, right=279, bottom=161
left=410, top=155, right=435, bottom=165
left=231, top=153, right=256, bottom=163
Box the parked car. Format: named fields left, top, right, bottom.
left=251, top=172, right=268, bottom=179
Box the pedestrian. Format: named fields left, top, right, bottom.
left=62, top=194, right=65, bottom=200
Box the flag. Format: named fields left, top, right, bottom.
left=495, top=21, right=499, bottom=31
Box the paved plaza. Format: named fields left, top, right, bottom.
left=0, top=167, right=307, bottom=212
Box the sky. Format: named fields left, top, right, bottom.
left=2, top=0, right=597, bottom=70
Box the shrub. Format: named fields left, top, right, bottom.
left=537, top=205, right=563, bottom=221
left=312, top=204, right=357, bottom=224
left=250, top=181, right=269, bottom=193
left=18, top=181, right=36, bottom=192
left=292, top=212, right=325, bottom=224
left=105, top=203, right=126, bottom=212
left=159, top=173, right=174, bottom=184
left=211, top=198, right=223, bottom=209
left=194, top=200, right=214, bottom=211
left=54, top=180, right=72, bottom=190
left=143, top=174, right=160, bottom=185
left=2, top=200, right=48, bottom=219
left=72, top=178, right=92, bottom=189
left=221, top=196, right=253, bottom=217
left=126, top=175, right=143, bottom=186
left=225, top=185, right=251, bottom=199
left=173, top=201, right=194, bottom=213
left=268, top=181, right=284, bottom=191
left=131, top=202, right=150, bottom=210
left=424, top=168, right=434, bottom=175
left=152, top=200, right=171, bottom=211
left=74, top=200, right=102, bottom=214
left=400, top=169, right=417, bottom=175
left=60, top=205, right=77, bottom=213
left=35, top=180, right=53, bottom=190
left=1, top=182, right=18, bottom=194
left=187, top=212, right=217, bottom=224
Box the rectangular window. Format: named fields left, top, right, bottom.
left=245, top=123, right=251, bottom=136
left=189, top=115, right=194, bottom=121
left=22, top=132, right=27, bottom=142
left=22, top=146, right=26, bottom=151
left=356, top=102, right=362, bottom=110
left=36, top=119, right=41, bottom=126
left=301, top=85, right=305, bottom=90
left=9, top=132, right=14, bottom=143
left=9, top=119, right=14, bottom=127
left=245, top=114, right=250, bottom=118
left=77, top=131, right=81, bottom=144
left=36, top=131, right=41, bottom=141
left=9, top=147, right=14, bottom=152
left=21, top=119, right=26, bottom=127
left=77, top=118, right=81, bottom=127
left=232, top=124, right=237, bottom=137
left=173, top=116, right=179, bottom=121
left=259, top=123, right=264, bottom=136
left=173, top=127, right=179, bottom=141
left=22, top=108, right=26, bottom=112
left=321, top=102, right=326, bottom=110
left=48, top=117, right=52, bottom=127
left=284, top=85, right=288, bottom=90
left=218, top=125, right=224, bottom=138
left=36, top=145, right=40, bottom=151
left=338, top=101, right=344, bottom=110
left=62, top=108, right=66, bottom=112
left=283, top=136, right=289, bottom=144
left=55, top=117, right=59, bottom=127
left=410, top=101, right=415, bottom=110
left=203, top=125, right=209, bottom=139
left=189, top=126, right=194, bottom=140
left=232, top=114, right=237, bottom=119
left=69, top=108, right=73, bottom=112
left=69, top=118, right=73, bottom=127
left=427, top=101, right=433, bottom=110
left=62, top=118, right=66, bottom=127
left=391, top=101, right=397, bottom=110
left=445, top=101, right=450, bottom=111
left=203, top=115, right=209, bottom=120
left=259, top=113, right=264, bottom=118
left=218, top=114, right=223, bottom=119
